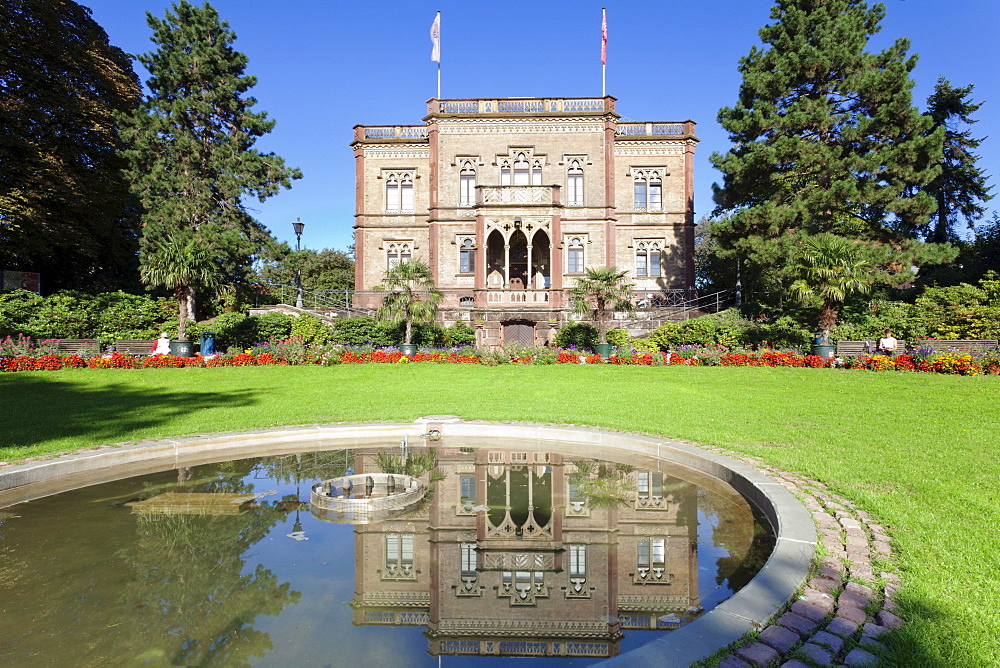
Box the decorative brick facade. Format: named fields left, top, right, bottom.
left=351, top=97, right=697, bottom=346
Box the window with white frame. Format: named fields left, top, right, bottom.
left=385, top=533, right=414, bottom=575
left=461, top=542, right=477, bottom=575
left=459, top=162, right=476, bottom=207
left=635, top=242, right=663, bottom=277
left=386, top=242, right=412, bottom=269
left=501, top=152, right=542, bottom=186
left=633, top=170, right=662, bottom=211
left=567, top=237, right=585, bottom=274
left=637, top=537, right=666, bottom=575
left=459, top=238, right=475, bottom=274
left=569, top=544, right=587, bottom=578
left=567, top=160, right=584, bottom=206
left=385, top=172, right=414, bottom=213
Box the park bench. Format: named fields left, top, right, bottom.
left=52, top=339, right=100, bottom=356
left=835, top=340, right=907, bottom=357
left=114, top=339, right=157, bottom=355
left=919, top=339, right=999, bottom=353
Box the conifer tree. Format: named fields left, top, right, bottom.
left=119, top=0, right=300, bottom=336
left=923, top=78, right=993, bottom=244
left=709, top=0, right=944, bottom=296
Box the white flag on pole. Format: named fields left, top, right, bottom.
left=430, top=12, right=441, bottom=63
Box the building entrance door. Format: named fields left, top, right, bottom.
left=503, top=320, right=535, bottom=347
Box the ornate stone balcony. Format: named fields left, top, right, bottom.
left=478, top=185, right=557, bottom=206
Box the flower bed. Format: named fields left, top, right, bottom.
left=1, top=335, right=997, bottom=376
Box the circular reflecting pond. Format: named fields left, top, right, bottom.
left=0, top=439, right=773, bottom=665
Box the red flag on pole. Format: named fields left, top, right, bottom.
left=601, top=8, right=607, bottom=65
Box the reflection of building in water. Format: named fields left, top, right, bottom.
left=347, top=446, right=701, bottom=659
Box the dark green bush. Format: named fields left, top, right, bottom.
left=554, top=322, right=599, bottom=351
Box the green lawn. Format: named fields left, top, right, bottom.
left=2, top=364, right=998, bottom=665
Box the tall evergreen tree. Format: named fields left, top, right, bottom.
left=709, top=0, right=944, bottom=298
left=923, top=77, right=993, bottom=244
left=118, top=0, right=300, bottom=336
left=0, top=0, right=141, bottom=291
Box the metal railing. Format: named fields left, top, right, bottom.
left=257, top=285, right=374, bottom=317
left=634, top=289, right=735, bottom=321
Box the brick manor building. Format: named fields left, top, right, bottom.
left=351, top=96, right=697, bottom=347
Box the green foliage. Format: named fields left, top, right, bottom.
left=605, top=328, right=628, bottom=347
left=0, top=0, right=142, bottom=291
left=912, top=278, right=1000, bottom=339
left=254, top=247, right=355, bottom=292
left=253, top=312, right=293, bottom=345
left=568, top=266, right=634, bottom=343
left=330, top=316, right=396, bottom=347
left=93, top=292, right=175, bottom=344
left=442, top=321, right=476, bottom=347
left=0, top=289, right=45, bottom=337
left=375, top=261, right=442, bottom=345
left=554, top=322, right=599, bottom=351
left=289, top=313, right=332, bottom=345
left=119, top=0, right=301, bottom=338
left=788, top=234, right=875, bottom=340
left=710, top=0, right=944, bottom=297
left=923, top=78, right=994, bottom=243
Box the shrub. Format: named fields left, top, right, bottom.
left=254, top=312, right=294, bottom=343
left=290, top=313, right=332, bottom=345
left=443, top=320, right=476, bottom=347
left=554, top=322, right=599, bottom=351
left=0, top=289, right=45, bottom=337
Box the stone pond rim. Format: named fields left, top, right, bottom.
left=0, top=419, right=817, bottom=666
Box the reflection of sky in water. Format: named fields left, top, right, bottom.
left=1, top=451, right=772, bottom=667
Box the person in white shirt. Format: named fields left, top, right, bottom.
left=150, top=332, right=171, bottom=355
left=877, top=329, right=898, bottom=355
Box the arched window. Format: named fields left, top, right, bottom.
left=459, top=238, right=475, bottom=274
left=633, top=170, right=662, bottom=211
left=567, top=237, right=585, bottom=274
left=387, top=242, right=411, bottom=269
left=385, top=172, right=414, bottom=213
left=513, top=153, right=530, bottom=185
left=636, top=241, right=663, bottom=277
left=567, top=160, right=584, bottom=206
left=459, top=162, right=476, bottom=207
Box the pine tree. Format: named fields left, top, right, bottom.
left=709, top=0, right=943, bottom=298
left=0, top=0, right=141, bottom=290
left=923, top=78, right=993, bottom=244
left=118, top=0, right=301, bottom=337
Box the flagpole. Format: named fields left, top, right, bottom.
left=431, top=11, right=441, bottom=99
left=601, top=8, right=607, bottom=97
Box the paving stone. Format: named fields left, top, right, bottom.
left=776, top=611, right=820, bottom=639
left=809, top=630, right=845, bottom=654
left=808, top=577, right=841, bottom=593
left=825, top=615, right=859, bottom=639
left=780, top=661, right=811, bottom=668
left=798, top=642, right=834, bottom=666
left=759, top=624, right=800, bottom=654
left=840, top=518, right=862, bottom=529
left=792, top=599, right=831, bottom=623
left=859, top=636, right=889, bottom=654
left=802, top=589, right=835, bottom=611
left=718, top=656, right=752, bottom=668
left=819, top=556, right=846, bottom=575
left=873, top=540, right=892, bottom=555
left=882, top=597, right=898, bottom=613
left=872, top=532, right=891, bottom=543
left=845, top=581, right=875, bottom=598
left=734, top=642, right=780, bottom=667
left=843, top=647, right=878, bottom=666
left=838, top=589, right=871, bottom=610
left=836, top=604, right=868, bottom=625
left=844, top=526, right=867, bottom=537
left=854, top=509, right=869, bottom=519
left=846, top=534, right=868, bottom=546
left=862, top=622, right=889, bottom=638
left=876, top=609, right=904, bottom=628
left=868, top=524, right=886, bottom=534
left=846, top=544, right=870, bottom=558
left=884, top=581, right=900, bottom=597
left=813, top=513, right=839, bottom=527
left=826, top=501, right=846, bottom=510
left=835, top=510, right=855, bottom=520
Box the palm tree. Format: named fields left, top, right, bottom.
left=789, top=234, right=874, bottom=344
left=140, top=233, right=219, bottom=341
left=568, top=266, right=635, bottom=345
left=375, top=261, right=442, bottom=346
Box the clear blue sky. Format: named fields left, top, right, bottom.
left=81, top=0, right=999, bottom=254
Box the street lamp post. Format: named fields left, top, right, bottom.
left=293, top=218, right=305, bottom=308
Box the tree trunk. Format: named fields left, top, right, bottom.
left=178, top=284, right=196, bottom=340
